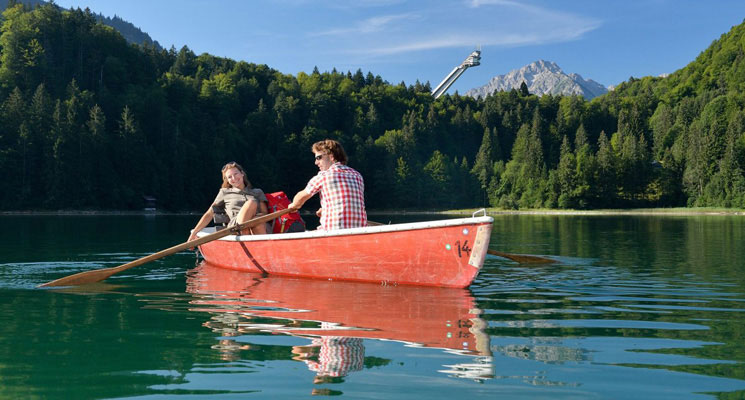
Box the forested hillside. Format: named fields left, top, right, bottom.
left=0, top=3, right=743, bottom=211
left=93, top=13, right=160, bottom=49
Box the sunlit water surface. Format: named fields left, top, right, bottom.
left=0, top=214, right=744, bottom=399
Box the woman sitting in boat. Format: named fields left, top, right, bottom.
left=288, top=139, right=367, bottom=230
left=188, top=162, right=269, bottom=242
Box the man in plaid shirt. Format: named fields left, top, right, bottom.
left=289, top=139, right=367, bottom=230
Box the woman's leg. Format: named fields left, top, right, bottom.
left=236, top=199, right=266, bottom=235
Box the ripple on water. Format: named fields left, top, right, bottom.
left=0, top=251, right=190, bottom=289
left=0, top=261, right=112, bottom=289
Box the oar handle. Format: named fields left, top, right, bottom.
left=38, top=208, right=293, bottom=287
left=118, top=207, right=293, bottom=269
left=186, top=208, right=293, bottom=249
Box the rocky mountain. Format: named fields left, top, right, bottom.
left=466, top=60, right=608, bottom=100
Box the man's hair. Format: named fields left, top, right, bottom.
left=312, top=139, right=348, bottom=165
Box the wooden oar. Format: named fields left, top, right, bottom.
left=367, top=220, right=554, bottom=264
left=38, top=208, right=293, bottom=288
left=487, top=249, right=554, bottom=264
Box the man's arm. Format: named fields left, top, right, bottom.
left=288, top=189, right=313, bottom=211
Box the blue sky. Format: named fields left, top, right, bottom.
left=53, top=0, right=745, bottom=94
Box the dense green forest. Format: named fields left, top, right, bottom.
left=0, top=3, right=744, bottom=211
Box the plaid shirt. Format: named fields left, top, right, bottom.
left=304, top=336, right=364, bottom=377
left=305, top=163, right=367, bottom=230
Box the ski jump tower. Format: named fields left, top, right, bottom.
left=431, top=49, right=481, bottom=99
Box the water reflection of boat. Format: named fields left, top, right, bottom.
left=186, top=262, right=493, bottom=380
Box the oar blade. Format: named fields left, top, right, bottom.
left=38, top=267, right=121, bottom=287
left=487, top=249, right=555, bottom=264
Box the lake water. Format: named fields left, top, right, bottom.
left=1, top=214, right=744, bottom=399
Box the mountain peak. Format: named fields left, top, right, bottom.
left=528, top=59, right=561, bottom=72
left=466, top=60, right=608, bottom=100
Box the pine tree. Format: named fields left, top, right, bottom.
left=472, top=127, right=494, bottom=190
left=394, top=157, right=417, bottom=207
left=557, top=135, right=576, bottom=208
left=595, top=131, right=616, bottom=206
left=422, top=150, right=452, bottom=207
left=573, top=124, right=595, bottom=208
left=519, top=81, right=529, bottom=96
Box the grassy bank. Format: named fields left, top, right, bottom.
left=443, top=207, right=745, bottom=216
left=2, top=207, right=745, bottom=217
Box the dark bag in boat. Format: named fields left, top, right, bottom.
left=212, top=205, right=230, bottom=227
left=266, top=191, right=305, bottom=233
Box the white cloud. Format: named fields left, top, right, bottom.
left=312, top=1, right=601, bottom=58
left=467, top=0, right=523, bottom=8
left=312, top=13, right=419, bottom=36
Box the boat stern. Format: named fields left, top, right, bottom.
left=468, top=222, right=492, bottom=271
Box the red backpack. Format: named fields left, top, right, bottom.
left=266, top=191, right=306, bottom=233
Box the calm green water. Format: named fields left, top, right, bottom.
left=1, top=214, right=744, bottom=399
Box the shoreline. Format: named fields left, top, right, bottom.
left=1, top=208, right=744, bottom=216
left=442, top=208, right=745, bottom=216
left=0, top=210, right=200, bottom=216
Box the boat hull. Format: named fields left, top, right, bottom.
left=197, top=216, right=493, bottom=288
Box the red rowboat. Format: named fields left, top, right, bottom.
left=196, top=215, right=493, bottom=288
left=186, top=262, right=493, bottom=360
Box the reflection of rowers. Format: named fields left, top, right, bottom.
left=186, top=263, right=492, bottom=358
left=292, top=332, right=365, bottom=384
left=202, top=313, right=368, bottom=385
left=294, top=336, right=364, bottom=395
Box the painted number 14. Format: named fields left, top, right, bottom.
left=455, top=240, right=471, bottom=258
